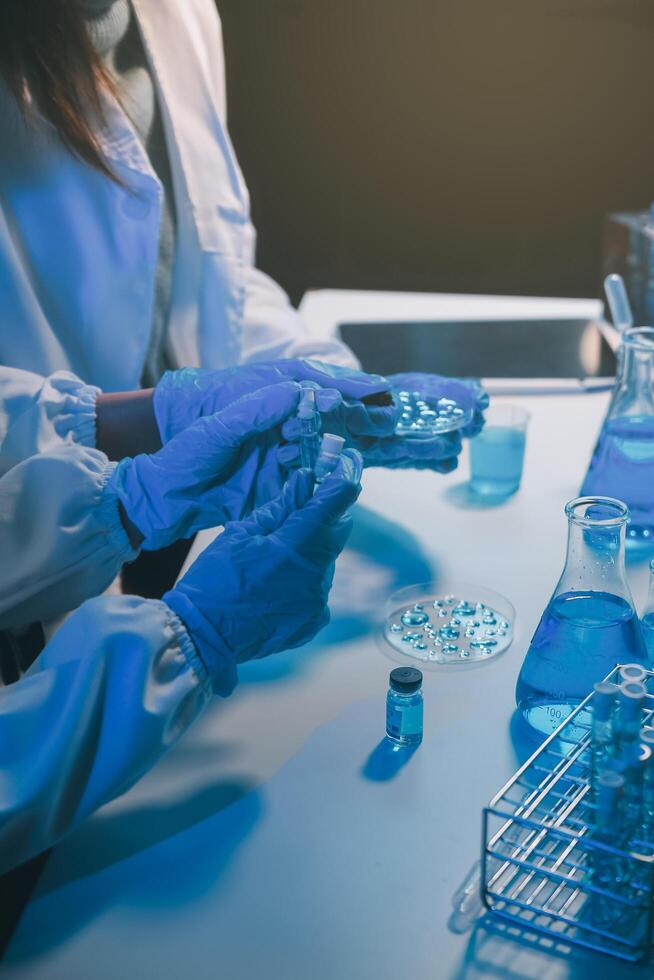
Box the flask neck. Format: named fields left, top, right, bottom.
left=554, top=499, right=633, bottom=606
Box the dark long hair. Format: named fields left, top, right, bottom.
left=0, top=0, right=116, bottom=179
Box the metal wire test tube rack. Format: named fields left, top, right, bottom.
left=482, top=666, right=654, bottom=962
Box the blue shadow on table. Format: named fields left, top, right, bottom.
left=238, top=502, right=436, bottom=686
left=361, top=736, right=418, bottom=782
left=9, top=779, right=263, bottom=965
left=445, top=481, right=518, bottom=510
left=453, top=913, right=650, bottom=980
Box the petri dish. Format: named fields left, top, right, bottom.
left=383, top=581, right=515, bottom=670
left=394, top=390, right=474, bottom=439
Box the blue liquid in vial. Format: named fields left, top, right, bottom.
left=581, top=415, right=654, bottom=544
left=470, top=426, right=526, bottom=497
left=516, top=591, right=648, bottom=740
left=386, top=690, right=423, bottom=746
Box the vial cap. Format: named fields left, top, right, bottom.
left=319, top=433, right=345, bottom=456
left=598, top=770, right=625, bottom=789
left=641, top=726, right=654, bottom=747
left=618, top=681, right=647, bottom=720
left=593, top=681, right=618, bottom=721
left=619, top=664, right=648, bottom=684
left=389, top=667, right=423, bottom=694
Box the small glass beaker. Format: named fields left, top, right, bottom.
left=469, top=404, right=529, bottom=498
left=516, top=496, right=649, bottom=741
left=581, top=327, right=654, bottom=549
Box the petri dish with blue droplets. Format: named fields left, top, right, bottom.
left=383, top=582, right=515, bottom=668
left=395, top=390, right=474, bottom=438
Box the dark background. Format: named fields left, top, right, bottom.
left=217, top=0, right=654, bottom=306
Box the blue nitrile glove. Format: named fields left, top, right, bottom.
left=153, top=360, right=397, bottom=444
left=163, top=450, right=363, bottom=694
left=372, top=373, right=487, bottom=470
left=278, top=373, right=487, bottom=471
left=107, top=382, right=303, bottom=551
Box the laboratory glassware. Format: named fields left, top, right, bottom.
left=297, top=385, right=321, bottom=469
left=394, top=389, right=473, bottom=438
left=590, top=681, right=617, bottom=799
left=385, top=667, right=423, bottom=745
left=516, top=496, right=649, bottom=742
left=314, top=433, right=345, bottom=483
left=641, top=558, right=654, bottom=659
left=604, top=274, right=633, bottom=334
left=482, top=664, right=654, bottom=963
left=383, top=582, right=514, bottom=668
left=469, top=403, right=529, bottom=498
left=580, top=327, right=654, bottom=549
left=604, top=207, right=654, bottom=329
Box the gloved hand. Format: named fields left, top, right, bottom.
left=153, top=359, right=398, bottom=445
left=108, top=382, right=303, bottom=551
left=278, top=373, right=488, bottom=471
left=349, top=373, right=489, bottom=470
left=163, top=450, right=363, bottom=694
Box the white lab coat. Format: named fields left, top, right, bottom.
left=0, top=444, right=135, bottom=630
left=0, top=0, right=355, bottom=466
left=0, top=593, right=211, bottom=874
left=0, top=447, right=240, bottom=873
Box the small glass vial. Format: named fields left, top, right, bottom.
left=615, top=681, right=647, bottom=750
left=590, top=770, right=626, bottom=926
left=297, top=385, right=321, bottom=469
left=590, top=681, right=618, bottom=800
left=386, top=667, right=423, bottom=746
left=314, top=433, right=345, bottom=483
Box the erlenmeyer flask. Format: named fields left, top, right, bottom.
left=641, top=558, right=654, bottom=659
left=516, top=497, right=649, bottom=741
left=581, top=326, right=654, bottom=548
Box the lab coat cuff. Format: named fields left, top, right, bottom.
left=98, top=463, right=141, bottom=565
left=51, top=375, right=102, bottom=449
left=155, top=600, right=214, bottom=700
left=161, top=589, right=238, bottom=698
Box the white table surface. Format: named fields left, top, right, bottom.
left=5, top=382, right=654, bottom=979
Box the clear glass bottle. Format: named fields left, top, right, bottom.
left=580, top=327, right=654, bottom=549
left=516, top=497, right=649, bottom=741
left=386, top=667, right=423, bottom=746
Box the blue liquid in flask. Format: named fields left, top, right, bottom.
left=642, top=612, right=654, bottom=660
left=581, top=415, right=654, bottom=545
left=516, top=590, right=647, bottom=741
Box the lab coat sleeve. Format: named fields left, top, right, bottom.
left=0, top=445, right=137, bottom=631
left=237, top=262, right=362, bottom=368
left=0, top=595, right=212, bottom=873
left=0, top=366, right=100, bottom=476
